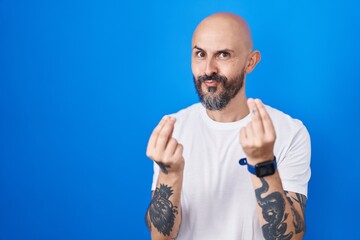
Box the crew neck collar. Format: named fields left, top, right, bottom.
left=199, top=104, right=251, bottom=130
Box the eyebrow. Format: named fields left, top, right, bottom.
left=192, top=45, right=235, bottom=53
left=193, top=45, right=205, bottom=51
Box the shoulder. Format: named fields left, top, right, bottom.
left=170, top=103, right=203, bottom=122
left=265, top=104, right=310, bottom=152
left=168, top=103, right=203, bottom=140
left=265, top=104, right=309, bottom=137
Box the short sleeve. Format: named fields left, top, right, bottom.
left=151, top=162, right=160, bottom=191
left=278, top=125, right=311, bottom=198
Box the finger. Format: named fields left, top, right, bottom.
left=155, top=117, right=176, bottom=152
left=247, top=98, right=264, bottom=136
left=147, top=116, right=169, bottom=152
left=239, top=127, right=248, bottom=147
left=244, top=121, right=255, bottom=143
left=163, top=138, right=178, bottom=160
left=173, top=143, right=184, bottom=159
left=255, top=99, right=275, bottom=136
left=247, top=98, right=259, bottom=120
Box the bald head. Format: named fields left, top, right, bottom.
left=191, top=12, right=261, bottom=113
left=192, top=12, right=253, bottom=53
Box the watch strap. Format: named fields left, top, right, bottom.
left=239, top=156, right=277, bottom=175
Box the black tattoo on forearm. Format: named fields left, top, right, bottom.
left=285, top=191, right=307, bottom=234
left=256, top=178, right=293, bottom=240
left=145, top=208, right=151, bottom=229
left=147, top=184, right=178, bottom=236
left=156, top=161, right=171, bottom=174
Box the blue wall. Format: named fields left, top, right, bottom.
left=1, top=0, right=359, bottom=239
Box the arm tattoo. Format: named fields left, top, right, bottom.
left=285, top=191, right=307, bottom=234
left=255, top=178, right=293, bottom=240
left=156, top=161, right=171, bottom=174
left=147, top=184, right=178, bottom=236
left=145, top=203, right=152, bottom=229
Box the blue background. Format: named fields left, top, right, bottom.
left=1, top=0, right=359, bottom=239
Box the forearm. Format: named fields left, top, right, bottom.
left=251, top=171, right=306, bottom=240
left=146, top=172, right=183, bottom=240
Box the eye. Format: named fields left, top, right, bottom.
left=218, top=51, right=230, bottom=59
left=195, top=51, right=206, bottom=59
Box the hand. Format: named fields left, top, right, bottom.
left=146, top=116, right=185, bottom=175
left=240, top=98, right=276, bottom=165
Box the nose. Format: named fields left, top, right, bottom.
left=204, top=58, right=218, bottom=76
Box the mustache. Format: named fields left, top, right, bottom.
left=197, top=74, right=227, bottom=84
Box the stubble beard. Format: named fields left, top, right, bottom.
left=193, top=70, right=245, bottom=111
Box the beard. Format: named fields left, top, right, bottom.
left=193, top=69, right=245, bottom=111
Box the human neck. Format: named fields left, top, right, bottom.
left=205, top=93, right=249, bottom=122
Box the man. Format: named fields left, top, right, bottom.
left=145, top=12, right=311, bottom=240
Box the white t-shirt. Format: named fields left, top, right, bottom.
left=151, top=103, right=311, bottom=240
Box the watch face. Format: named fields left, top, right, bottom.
left=255, top=161, right=275, bottom=177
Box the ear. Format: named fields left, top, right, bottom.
left=245, top=50, right=261, bottom=74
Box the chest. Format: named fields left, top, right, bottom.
left=176, top=124, right=255, bottom=202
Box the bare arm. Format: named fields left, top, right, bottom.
left=145, top=116, right=184, bottom=240
left=251, top=173, right=306, bottom=239
left=240, top=99, right=307, bottom=240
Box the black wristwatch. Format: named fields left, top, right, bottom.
left=239, top=157, right=277, bottom=177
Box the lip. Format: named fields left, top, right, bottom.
left=203, top=80, right=218, bottom=87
